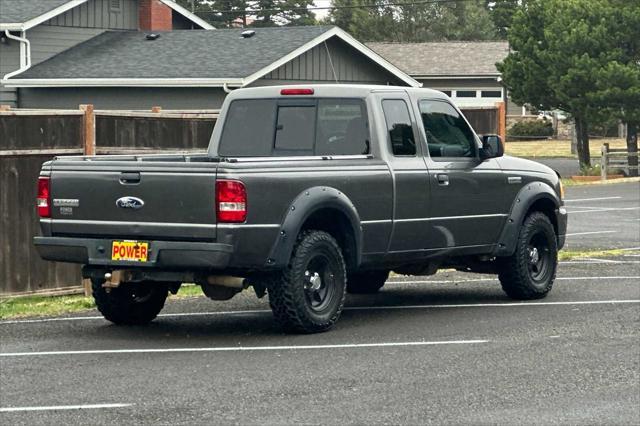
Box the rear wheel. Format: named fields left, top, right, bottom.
left=267, top=230, right=347, bottom=333
left=498, top=212, right=557, bottom=300
left=347, top=270, right=389, bottom=294
left=91, top=280, right=168, bottom=325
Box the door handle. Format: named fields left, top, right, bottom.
left=436, top=174, right=449, bottom=186
left=120, top=172, right=141, bottom=184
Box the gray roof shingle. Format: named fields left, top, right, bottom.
left=0, top=0, right=72, bottom=23
left=18, top=26, right=334, bottom=80
left=367, top=41, right=509, bottom=77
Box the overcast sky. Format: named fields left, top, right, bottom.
left=312, top=0, right=331, bottom=20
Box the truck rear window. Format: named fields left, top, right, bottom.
left=218, top=98, right=369, bottom=157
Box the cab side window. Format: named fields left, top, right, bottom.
left=419, top=99, right=476, bottom=158
left=382, top=99, right=416, bottom=156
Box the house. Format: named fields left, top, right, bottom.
left=0, top=0, right=212, bottom=107
left=3, top=26, right=420, bottom=110
left=367, top=41, right=528, bottom=116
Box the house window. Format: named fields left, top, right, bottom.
left=439, top=90, right=452, bottom=97
left=110, top=0, right=122, bottom=12
left=455, top=90, right=477, bottom=98
left=481, top=90, right=502, bottom=98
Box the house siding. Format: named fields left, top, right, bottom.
left=0, top=38, right=21, bottom=106
left=1, top=0, right=141, bottom=107
left=27, top=26, right=107, bottom=68
left=256, top=38, right=405, bottom=86
left=44, top=0, right=139, bottom=30
left=19, top=87, right=227, bottom=110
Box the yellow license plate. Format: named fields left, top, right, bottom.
left=111, top=241, right=149, bottom=262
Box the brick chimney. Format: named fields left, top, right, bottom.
left=139, top=0, right=172, bottom=31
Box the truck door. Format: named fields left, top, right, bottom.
left=416, top=98, right=508, bottom=249
left=377, top=95, right=431, bottom=256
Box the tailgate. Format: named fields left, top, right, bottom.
left=49, top=166, right=218, bottom=241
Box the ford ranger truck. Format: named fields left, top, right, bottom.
left=34, top=85, right=567, bottom=333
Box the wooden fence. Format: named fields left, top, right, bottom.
left=460, top=102, right=506, bottom=142
left=0, top=105, right=218, bottom=296
left=600, top=142, right=640, bottom=180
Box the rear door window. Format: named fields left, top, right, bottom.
left=382, top=99, right=416, bottom=156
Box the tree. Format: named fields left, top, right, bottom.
left=591, top=0, right=640, bottom=176
left=175, top=0, right=316, bottom=28
left=497, top=0, right=639, bottom=168
left=325, top=0, right=498, bottom=42
left=251, top=0, right=316, bottom=26
left=488, top=0, right=524, bottom=38
left=175, top=0, right=246, bottom=28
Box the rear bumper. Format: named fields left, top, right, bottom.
left=33, top=237, right=233, bottom=270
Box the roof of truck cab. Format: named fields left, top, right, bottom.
left=226, top=84, right=447, bottom=100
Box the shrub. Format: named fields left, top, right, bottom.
left=508, top=120, right=554, bottom=140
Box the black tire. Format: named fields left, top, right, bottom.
left=267, top=230, right=347, bottom=333
left=91, top=280, right=168, bottom=325
left=498, top=212, right=558, bottom=300
left=347, top=270, right=389, bottom=294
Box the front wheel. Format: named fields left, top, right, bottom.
left=92, top=280, right=169, bottom=325
left=267, top=230, right=347, bottom=333
left=497, top=212, right=558, bottom=300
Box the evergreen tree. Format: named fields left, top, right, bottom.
left=325, top=0, right=497, bottom=42
left=497, top=0, right=640, bottom=168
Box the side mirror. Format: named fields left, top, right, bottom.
left=480, top=135, right=504, bottom=159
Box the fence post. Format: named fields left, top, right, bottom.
left=79, top=104, right=95, bottom=296
left=79, top=104, right=95, bottom=156
left=495, top=101, right=506, bottom=143
left=601, top=143, right=609, bottom=181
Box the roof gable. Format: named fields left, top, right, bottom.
left=367, top=41, right=509, bottom=77
left=0, top=0, right=213, bottom=31
left=7, top=26, right=420, bottom=88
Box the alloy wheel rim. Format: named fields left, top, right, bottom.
left=527, top=232, right=551, bottom=283
left=303, top=254, right=336, bottom=312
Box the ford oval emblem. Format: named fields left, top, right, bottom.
left=116, top=196, right=144, bottom=210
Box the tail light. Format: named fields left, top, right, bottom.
left=216, top=180, right=246, bottom=223
left=37, top=176, right=51, bottom=218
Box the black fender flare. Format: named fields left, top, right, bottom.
left=266, top=186, right=362, bottom=269
left=493, top=181, right=561, bottom=257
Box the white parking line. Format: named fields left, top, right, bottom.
left=564, top=196, right=622, bottom=202
left=346, top=299, right=640, bottom=311
left=0, top=403, right=133, bottom=412
left=0, top=340, right=488, bottom=358
left=567, top=207, right=640, bottom=214
left=565, top=230, right=617, bottom=237
left=387, top=277, right=640, bottom=284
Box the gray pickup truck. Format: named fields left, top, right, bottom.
left=35, top=85, right=567, bottom=333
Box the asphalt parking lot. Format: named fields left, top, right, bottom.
left=1, top=182, right=639, bottom=425
left=563, top=182, right=640, bottom=250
